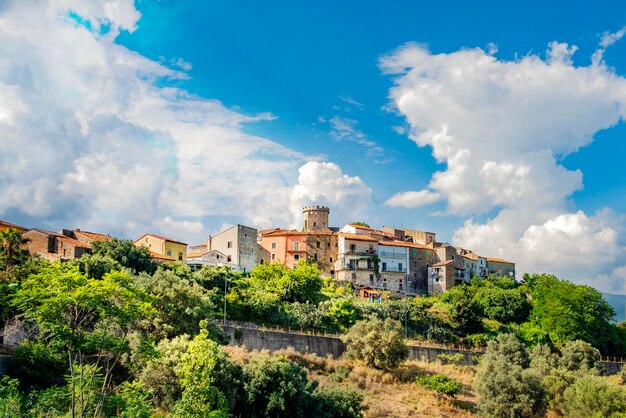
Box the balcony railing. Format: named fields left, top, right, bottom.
left=381, top=267, right=407, bottom=273
left=345, top=249, right=377, bottom=256
left=378, top=251, right=406, bottom=258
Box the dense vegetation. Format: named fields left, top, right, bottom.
left=0, top=229, right=624, bottom=417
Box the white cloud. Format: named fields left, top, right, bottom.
left=290, top=162, right=372, bottom=228
left=0, top=0, right=366, bottom=241
left=382, top=40, right=626, bottom=293
left=326, top=116, right=388, bottom=162
left=385, top=189, right=441, bottom=208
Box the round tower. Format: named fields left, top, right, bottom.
left=302, top=206, right=330, bottom=231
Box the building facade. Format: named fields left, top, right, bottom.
left=135, top=234, right=187, bottom=263
left=23, top=229, right=91, bottom=261
left=201, top=224, right=258, bottom=274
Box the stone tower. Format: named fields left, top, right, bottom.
left=303, top=206, right=330, bottom=232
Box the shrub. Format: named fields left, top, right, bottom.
left=342, top=317, right=408, bottom=370
left=243, top=356, right=315, bottom=418
left=8, top=340, right=66, bottom=391
left=474, top=334, right=547, bottom=418
left=436, top=353, right=465, bottom=365
left=562, top=375, right=626, bottom=417
left=25, top=386, right=69, bottom=417
left=621, top=366, right=626, bottom=385
left=558, top=340, right=601, bottom=372
left=0, top=376, right=23, bottom=417
left=118, top=381, right=153, bottom=418
left=529, top=344, right=558, bottom=378
left=475, top=287, right=531, bottom=323
left=313, top=386, right=366, bottom=418
left=441, top=285, right=483, bottom=334
left=416, top=374, right=462, bottom=399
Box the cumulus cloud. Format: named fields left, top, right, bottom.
left=0, top=0, right=367, bottom=244
left=382, top=40, right=626, bottom=293
left=323, top=115, right=390, bottom=163
left=290, top=162, right=372, bottom=228
left=385, top=189, right=441, bottom=208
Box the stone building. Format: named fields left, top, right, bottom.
left=135, top=233, right=188, bottom=263
left=186, top=249, right=231, bottom=271
left=196, top=225, right=258, bottom=274
left=60, top=229, right=113, bottom=246
left=302, top=206, right=330, bottom=231
left=487, top=257, right=516, bottom=278
left=23, top=229, right=91, bottom=261
left=334, top=232, right=378, bottom=288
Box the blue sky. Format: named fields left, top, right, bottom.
left=1, top=0, right=626, bottom=294
left=117, top=0, right=626, bottom=232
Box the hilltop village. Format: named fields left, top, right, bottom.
left=1, top=206, right=514, bottom=296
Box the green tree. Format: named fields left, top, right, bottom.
left=133, top=269, right=219, bottom=338
left=0, top=376, right=23, bottom=417
left=0, top=228, right=30, bottom=272
left=172, top=323, right=232, bottom=418
left=72, top=253, right=121, bottom=280
left=12, top=264, right=154, bottom=417
left=475, top=287, right=531, bottom=323
left=528, top=274, right=620, bottom=354
left=474, top=334, right=547, bottom=418
left=528, top=344, right=558, bottom=378
left=117, top=381, right=153, bottom=418
left=243, top=356, right=315, bottom=418
left=91, top=238, right=157, bottom=274
left=342, top=317, right=408, bottom=370
left=7, top=340, right=66, bottom=391
left=441, top=285, right=483, bottom=334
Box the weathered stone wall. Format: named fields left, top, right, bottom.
left=306, top=233, right=337, bottom=276
left=409, top=247, right=438, bottom=294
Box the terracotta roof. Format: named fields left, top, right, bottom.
left=73, top=229, right=113, bottom=242
left=486, top=257, right=515, bottom=264
left=338, top=232, right=378, bottom=242
left=187, top=251, right=209, bottom=258
left=463, top=253, right=479, bottom=261
left=0, top=220, right=28, bottom=231
left=257, top=228, right=282, bottom=235
left=378, top=240, right=431, bottom=249
left=348, top=224, right=373, bottom=230
left=432, top=259, right=455, bottom=267
left=149, top=251, right=175, bottom=261
left=135, top=233, right=187, bottom=246
left=263, top=229, right=305, bottom=237
left=26, top=229, right=91, bottom=249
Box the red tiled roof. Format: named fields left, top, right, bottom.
left=348, top=224, right=373, bottom=230
left=135, top=233, right=187, bottom=246
left=432, top=259, right=455, bottom=267
left=149, top=251, right=175, bottom=261
left=0, top=220, right=28, bottom=231
left=338, top=232, right=378, bottom=242
left=26, top=229, right=91, bottom=249
left=486, top=257, right=514, bottom=264
left=73, top=229, right=113, bottom=242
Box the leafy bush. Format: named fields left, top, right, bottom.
left=441, top=286, right=483, bottom=334
left=117, top=381, right=153, bottom=418
left=25, top=386, right=69, bottom=417
left=558, top=339, right=601, bottom=372
left=243, top=356, right=315, bottom=418
left=313, top=386, right=366, bottom=418
left=528, top=344, right=558, bottom=377
left=342, top=317, right=408, bottom=370
left=436, top=353, right=465, bottom=365
left=464, top=332, right=495, bottom=347
left=475, top=287, right=531, bottom=323
left=562, top=375, right=626, bottom=417
left=416, top=374, right=463, bottom=399
left=474, top=334, right=547, bottom=418
left=0, top=376, right=23, bottom=417
left=8, top=340, right=66, bottom=391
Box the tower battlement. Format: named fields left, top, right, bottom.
left=302, top=206, right=330, bottom=231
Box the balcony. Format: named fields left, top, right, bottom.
left=378, top=251, right=406, bottom=259
left=345, top=249, right=377, bottom=256
left=381, top=267, right=407, bottom=273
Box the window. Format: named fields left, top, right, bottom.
left=145, top=237, right=148, bottom=242
left=425, top=251, right=429, bottom=256
left=330, top=257, right=333, bottom=262
left=369, top=245, right=374, bottom=252
left=398, top=263, right=403, bottom=271
left=272, top=253, right=276, bottom=260
left=227, top=256, right=232, bottom=262
left=178, top=252, right=183, bottom=261
left=313, top=222, right=317, bottom=226
left=350, top=244, right=356, bottom=253
left=367, top=259, right=373, bottom=269
left=399, top=283, right=403, bottom=291
left=369, top=274, right=374, bottom=284
left=413, top=249, right=417, bottom=256
left=316, top=242, right=320, bottom=248
left=313, top=253, right=317, bottom=260
left=244, top=233, right=247, bottom=237
left=293, top=241, right=299, bottom=251
left=227, top=241, right=232, bottom=248
left=167, top=250, right=172, bottom=257
left=382, top=262, right=387, bottom=271
left=271, top=242, right=276, bottom=249
left=294, top=254, right=300, bottom=261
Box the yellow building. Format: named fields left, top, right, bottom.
left=0, top=220, right=28, bottom=234
left=134, top=233, right=188, bottom=263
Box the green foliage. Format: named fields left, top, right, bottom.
left=0, top=376, right=23, bottom=417
left=416, top=373, right=463, bottom=398
left=248, top=260, right=323, bottom=303
left=0, top=228, right=31, bottom=272
left=528, top=344, right=558, bottom=378
left=25, top=386, right=69, bottom=417
left=138, top=334, right=190, bottom=410
left=349, top=222, right=370, bottom=228
left=558, top=340, right=601, bottom=372
left=8, top=340, right=66, bottom=391
left=464, top=333, right=496, bottom=347
left=621, top=366, right=626, bottom=385
left=172, top=327, right=230, bottom=417
left=243, top=355, right=316, bottom=418
left=66, top=363, right=103, bottom=417
left=133, top=268, right=219, bottom=338
left=475, top=287, right=531, bottom=323
left=441, top=285, right=483, bottom=334
left=91, top=238, right=157, bottom=274
left=474, top=334, right=547, bottom=418
left=528, top=274, right=621, bottom=355
left=342, top=317, right=407, bottom=370
left=72, top=253, right=121, bottom=280
left=312, top=385, right=366, bottom=418
left=326, top=298, right=359, bottom=332
left=117, top=381, right=153, bottom=418
left=562, top=375, right=626, bottom=417
left=436, top=353, right=465, bottom=365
